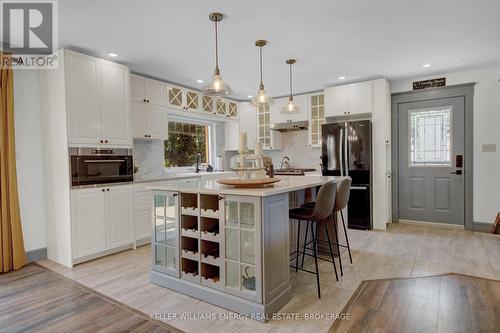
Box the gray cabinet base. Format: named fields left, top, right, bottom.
left=150, top=270, right=292, bottom=322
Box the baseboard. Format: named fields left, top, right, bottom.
left=398, top=219, right=464, bottom=229
left=471, top=222, right=494, bottom=233
left=26, top=248, right=47, bottom=263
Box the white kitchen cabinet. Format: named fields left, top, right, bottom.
left=215, top=98, right=228, bottom=118
left=131, top=74, right=167, bottom=106
left=66, top=51, right=102, bottom=145
left=325, top=81, right=374, bottom=117
left=308, top=94, right=325, bottom=147
left=271, top=95, right=308, bottom=124
left=66, top=50, right=131, bottom=147
left=131, top=101, right=168, bottom=140
left=71, top=185, right=134, bottom=262
left=135, top=210, right=152, bottom=242
left=71, top=188, right=106, bottom=259
left=227, top=102, right=239, bottom=119
left=166, top=84, right=204, bottom=113
left=348, top=81, right=373, bottom=114
left=147, top=104, right=168, bottom=140
left=106, top=185, right=134, bottom=249
left=238, top=103, right=257, bottom=150
left=101, top=60, right=132, bottom=146
left=225, top=121, right=240, bottom=151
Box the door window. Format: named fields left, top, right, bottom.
left=409, top=107, right=452, bottom=166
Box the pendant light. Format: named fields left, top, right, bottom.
left=202, top=12, right=233, bottom=96
left=281, top=59, right=300, bottom=114
left=250, top=40, right=274, bottom=106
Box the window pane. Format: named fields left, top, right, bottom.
left=165, top=121, right=209, bottom=167
left=409, top=107, right=451, bottom=166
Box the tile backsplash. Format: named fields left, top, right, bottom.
left=225, top=130, right=322, bottom=171
left=265, top=130, right=322, bottom=170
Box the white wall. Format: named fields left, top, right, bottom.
left=13, top=70, right=46, bottom=251
left=391, top=66, right=500, bottom=224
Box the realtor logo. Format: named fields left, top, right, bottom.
left=1, top=0, right=57, bottom=54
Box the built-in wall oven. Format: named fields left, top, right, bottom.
left=70, top=148, right=133, bottom=187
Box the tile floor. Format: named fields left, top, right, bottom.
left=38, top=223, right=500, bottom=333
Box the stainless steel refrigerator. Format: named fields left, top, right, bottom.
left=321, top=120, right=372, bottom=229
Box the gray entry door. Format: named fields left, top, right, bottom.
left=398, top=97, right=465, bottom=225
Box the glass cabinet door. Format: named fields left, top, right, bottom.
left=216, top=99, right=227, bottom=116
left=168, top=86, right=183, bottom=108
left=310, top=94, right=325, bottom=147
left=228, top=102, right=238, bottom=118
left=185, top=90, right=200, bottom=111
left=223, top=196, right=260, bottom=301
left=153, top=191, right=179, bottom=276
left=202, top=96, right=214, bottom=114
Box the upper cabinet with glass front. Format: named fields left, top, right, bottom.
left=257, top=105, right=282, bottom=150
left=308, top=94, right=325, bottom=147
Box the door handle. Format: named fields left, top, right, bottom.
left=450, top=170, right=463, bottom=175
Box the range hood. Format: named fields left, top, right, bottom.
left=270, top=120, right=308, bottom=132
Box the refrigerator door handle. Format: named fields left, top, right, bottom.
left=339, top=127, right=344, bottom=176
left=351, top=186, right=368, bottom=190
left=344, top=123, right=349, bottom=176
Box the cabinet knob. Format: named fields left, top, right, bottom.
left=147, top=99, right=150, bottom=103
left=107, top=188, right=110, bottom=191
left=102, top=188, right=105, bottom=192
left=218, top=195, right=224, bottom=200
left=105, top=140, right=108, bottom=143
left=100, top=140, right=103, bottom=143
left=143, top=99, right=146, bottom=102
left=172, top=193, right=178, bottom=197
left=144, top=134, right=147, bottom=138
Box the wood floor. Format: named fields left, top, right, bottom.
left=330, top=273, right=500, bottom=333
left=30, top=223, right=500, bottom=333
left=0, top=264, right=182, bottom=333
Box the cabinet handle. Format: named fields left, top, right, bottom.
left=107, top=188, right=110, bottom=191
left=102, top=188, right=105, bottom=192
left=218, top=195, right=224, bottom=200
left=105, top=140, right=108, bottom=143
left=143, top=99, right=146, bottom=102
left=144, top=134, right=147, bottom=138
left=172, top=193, right=178, bottom=197
left=100, top=140, right=103, bottom=143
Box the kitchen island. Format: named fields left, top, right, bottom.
left=147, top=175, right=343, bottom=320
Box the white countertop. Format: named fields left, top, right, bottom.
left=133, top=171, right=235, bottom=184
left=146, top=176, right=345, bottom=197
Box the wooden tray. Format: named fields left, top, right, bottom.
left=217, top=178, right=281, bottom=188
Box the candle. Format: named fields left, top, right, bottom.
left=255, top=142, right=263, bottom=156
left=239, top=132, right=248, bottom=153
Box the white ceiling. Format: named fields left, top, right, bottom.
left=60, top=0, right=500, bottom=99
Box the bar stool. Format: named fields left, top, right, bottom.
left=301, top=178, right=353, bottom=276
left=289, top=181, right=338, bottom=298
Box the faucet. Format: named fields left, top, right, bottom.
left=195, top=153, right=201, bottom=173
left=280, top=156, right=290, bottom=170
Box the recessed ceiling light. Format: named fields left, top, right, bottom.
left=422, top=63, right=431, bottom=68
left=196, top=79, right=203, bottom=83
left=338, top=76, right=346, bottom=80
left=247, top=95, right=253, bottom=98
left=108, top=53, right=118, bottom=57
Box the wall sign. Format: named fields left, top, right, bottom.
left=413, top=78, right=446, bottom=90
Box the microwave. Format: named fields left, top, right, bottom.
left=69, top=148, right=133, bottom=187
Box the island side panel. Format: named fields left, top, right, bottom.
left=262, top=193, right=291, bottom=303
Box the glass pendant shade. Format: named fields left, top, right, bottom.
left=202, top=12, right=232, bottom=97
left=280, top=58, right=300, bottom=114
left=203, top=72, right=233, bottom=96
left=250, top=87, right=274, bottom=106
left=250, top=40, right=273, bottom=107
left=281, top=97, right=300, bottom=114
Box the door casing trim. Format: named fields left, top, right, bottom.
left=391, top=83, right=474, bottom=230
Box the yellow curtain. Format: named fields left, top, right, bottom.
left=0, top=52, right=26, bottom=273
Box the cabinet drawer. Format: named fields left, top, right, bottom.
left=135, top=191, right=152, bottom=210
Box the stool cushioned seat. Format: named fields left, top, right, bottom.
left=289, top=207, right=314, bottom=220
